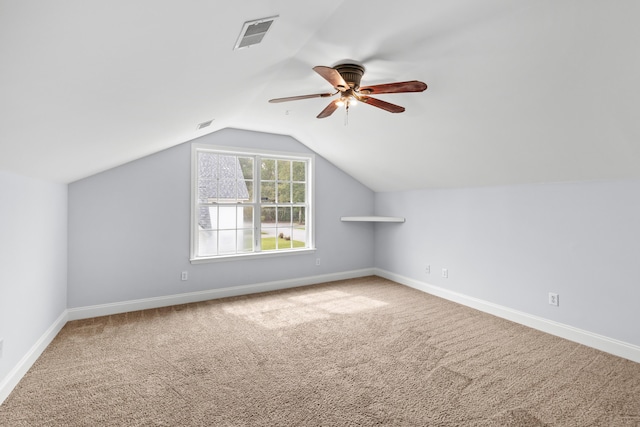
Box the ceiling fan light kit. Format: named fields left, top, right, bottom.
left=269, top=62, right=427, bottom=119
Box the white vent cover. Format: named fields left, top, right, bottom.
left=196, top=119, right=213, bottom=130
left=233, top=16, right=278, bottom=50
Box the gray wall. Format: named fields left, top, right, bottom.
left=0, top=171, right=67, bottom=383
left=374, top=180, right=640, bottom=347
left=68, top=128, right=375, bottom=308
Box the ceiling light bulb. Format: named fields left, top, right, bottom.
left=336, top=99, right=345, bottom=107
left=348, top=98, right=358, bottom=106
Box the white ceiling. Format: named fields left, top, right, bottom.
left=2, top=1, right=640, bottom=191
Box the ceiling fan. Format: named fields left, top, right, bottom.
left=268, top=63, right=427, bottom=118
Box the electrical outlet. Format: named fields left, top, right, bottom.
left=316, top=258, right=321, bottom=266
left=549, top=292, right=559, bottom=306
left=425, top=265, right=431, bottom=274
left=181, top=271, right=188, bottom=281
left=442, top=268, right=448, bottom=279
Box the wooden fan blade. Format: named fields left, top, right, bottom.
left=360, top=96, right=405, bottom=113
left=359, top=80, right=427, bottom=95
left=317, top=100, right=340, bottom=118
left=269, top=93, right=334, bottom=103
left=313, top=66, right=349, bottom=91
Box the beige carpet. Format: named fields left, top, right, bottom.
left=1, top=276, right=640, bottom=426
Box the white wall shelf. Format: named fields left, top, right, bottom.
left=340, top=216, right=405, bottom=223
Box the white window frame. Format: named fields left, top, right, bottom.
left=190, top=143, right=315, bottom=263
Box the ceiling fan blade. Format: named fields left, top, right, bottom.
left=359, top=80, right=427, bottom=95
left=360, top=96, right=405, bottom=113
left=269, top=93, right=334, bottom=103
left=317, top=100, right=340, bottom=118
left=313, top=66, right=349, bottom=91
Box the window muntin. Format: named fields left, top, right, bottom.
left=192, top=145, right=313, bottom=261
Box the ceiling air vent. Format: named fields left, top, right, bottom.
left=196, top=119, right=213, bottom=130
left=233, top=16, right=278, bottom=50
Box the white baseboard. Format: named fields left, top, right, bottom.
left=67, top=268, right=375, bottom=321
left=11, top=267, right=633, bottom=407
left=0, top=310, right=68, bottom=405
left=375, top=268, right=640, bottom=364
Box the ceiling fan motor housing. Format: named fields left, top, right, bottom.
left=334, top=63, right=365, bottom=90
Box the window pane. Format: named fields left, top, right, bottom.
left=239, top=157, right=253, bottom=179
left=218, top=230, right=236, bottom=254
left=198, top=179, right=217, bottom=203
left=277, top=228, right=293, bottom=250
left=237, top=229, right=253, bottom=252
left=241, top=206, right=253, bottom=228
left=292, top=183, right=305, bottom=203
left=261, top=206, right=275, bottom=224
left=219, top=180, right=237, bottom=201
left=260, top=206, right=276, bottom=251
left=294, top=224, right=307, bottom=246
left=293, top=207, right=307, bottom=246
left=219, top=155, right=237, bottom=179
left=277, top=160, right=291, bottom=181
left=278, top=182, right=291, bottom=203
left=219, top=206, right=236, bottom=229
left=244, top=180, right=253, bottom=202
left=292, top=161, right=305, bottom=182
left=198, top=206, right=216, bottom=230
left=261, top=159, right=275, bottom=180
left=277, top=206, right=292, bottom=226
left=198, top=152, right=219, bottom=180
left=261, top=182, right=275, bottom=203
left=237, top=180, right=250, bottom=201
left=293, top=207, right=305, bottom=226
left=198, top=230, right=218, bottom=256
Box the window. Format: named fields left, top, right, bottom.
left=191, top=144, right=314, bottom=262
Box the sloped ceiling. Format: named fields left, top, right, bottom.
left=2, top=1, right=640, bottom=191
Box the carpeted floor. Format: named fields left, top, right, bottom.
left=1, top=276, right=640, bottom=426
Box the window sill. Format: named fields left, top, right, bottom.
left=190, top=247, right=317, bottom=264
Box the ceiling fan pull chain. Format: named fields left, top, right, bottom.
left=345, top=103, right=349, bottom=126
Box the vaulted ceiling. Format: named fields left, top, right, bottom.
left=2, top=1, right=640, bottom=191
